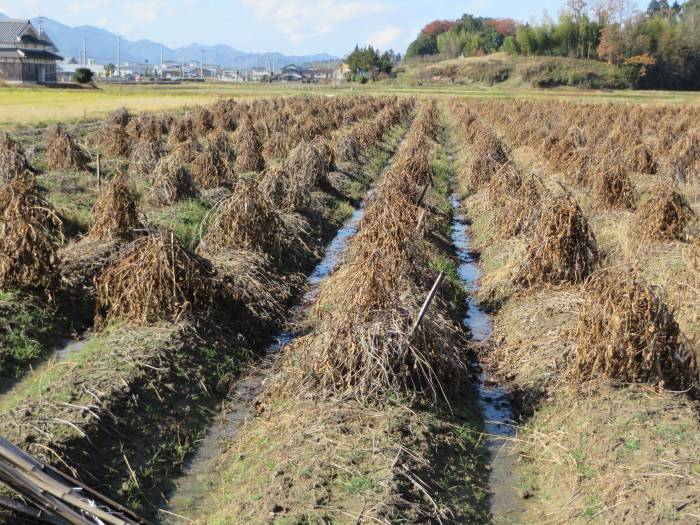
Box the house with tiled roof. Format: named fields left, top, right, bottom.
left=0, top=19, right=62, bottom=83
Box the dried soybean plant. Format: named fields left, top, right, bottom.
left=45, top=124, right=90, bottom=172
left=88, top=172, right=143, bottom=240
left=519, top=193, right=599, bottom=286
left=207, top=249, right=296, bottom=322
left=129, top=137, right=164, bottom=178
left=199, top=178, right=307, bottom=261
left=332, top=131, right=360, bottom=163
left=168, top=116, right=195, bottom=145
left=0, top=178, right=63, bottom=297
left=234, top=116, right=265, bottom=173
left=490, top=175, right=546, bottom=239
left=148, top=151, right=199, bottom=206
left=571, top=268, right=697, bottom=389
left=635, top=182, right=696, bottom=241
left=191, top=130, right=236, bottom=189
left=94, top=230, right=213, bottom=329
left=0, top=132, right=34, bottom=182
left=591, top=156, right=636, bottom=210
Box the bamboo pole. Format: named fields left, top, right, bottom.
left=411, top=272, right=445, bottom=334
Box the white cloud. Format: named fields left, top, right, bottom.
left=96, top=16, right=109, bottom=28
left=239, top=0, right=390, bottom=42
left=68, top=0, right=108, bottom=13
left=126, top=1, right=160, bottom=23
left=367, top=26, right=401, bottom=49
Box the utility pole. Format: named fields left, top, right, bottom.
left=200, top=49, right=204, bottom=80
left=160, top=45, right=164, bottom=79
left=82, top=33, right=86, bottom=66
left=117, top=35, right=121, bottom=77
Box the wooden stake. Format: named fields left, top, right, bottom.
left=411, top=271, right=445, bottom=334
left=96, top=151, right=101, bottom=191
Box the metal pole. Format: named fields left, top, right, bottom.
left=160, top=46, right=164, bottom=79
left=117, top=35, right=121, bottom=77
left=82, top=34, right=86, bottom=67
left=200, top=50, right=204, bottom=79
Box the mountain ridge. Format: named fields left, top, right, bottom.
left=0, top=12, right=338, bottom=68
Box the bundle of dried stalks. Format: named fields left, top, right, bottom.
left=200, top=179, right=307, bottom=260
left=45, top=124, right=90, bottom=172
left=572, top=269, right=697, bottom=388
left=491, top=175, right=545, bottom=239
left=0, top=132, right=34, bottom=181
left=191, top=131, right=236, bottom=189
left=167, top=117, right=194, bottom=145
left=311, top=136, right=336, bottom=172
left=170, top=139, right=201, bottom=163
left=90, top=123, right=131, bottom=158
left=262, top=132, right=289, bottom=161
left=468, top=134, right=509, bottom=192
left=126, top=113, right=163, bottom=142
left=107, top=107, right=130, bottom=127
left=661, top=132, right=700, bottom=183
left=519, top=193, right=598, bottom=286
left=148, top=152, right=199, bottom=206
left=592, top=158, right=636, bottom=209
left=234, top=116, right=265, bottom=173
left=284, top=141, right=326, bottom=187
left=630, top=144, right=657, bottom=174
left=0, top=179, right=63, bottom=297
left=332, top=131, right=360, bottom=163
left=192, top=107, right=214, bottom=136
left=94, top=231, right=213, bottom=329
left=281, top=298, right=464, bottom=400
left=88, top=173, right=143, bottom=240
left=486, top=162, right=522, bottom=209
left=635, top=183, right=695, bottom=241
left=128, top=137, right=164, bottom=177
left=207, top=249, right=296, bottom=322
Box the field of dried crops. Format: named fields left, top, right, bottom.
left=0, top=92, right=699, bottom=525
left=451, top=98, right=700, bottom=523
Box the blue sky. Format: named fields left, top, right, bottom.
left=0, top=1, right=641, bottom=56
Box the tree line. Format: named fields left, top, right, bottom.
left=405, top=0, right=700, bottom=89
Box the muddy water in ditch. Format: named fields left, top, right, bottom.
left=161, top=196, right=371, bottom=523
left=450, top=194, right=525, bottom=525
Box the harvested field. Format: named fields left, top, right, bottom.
left=2, top=92, right=698, bottom=525
left=453, top=97, right=700, bottom=524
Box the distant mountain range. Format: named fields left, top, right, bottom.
left=0, top=13, right=338, bottom=68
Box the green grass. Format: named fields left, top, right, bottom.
left=150, top=198, right=212, bottom=248
left=0, top=290, right=55, bottom=378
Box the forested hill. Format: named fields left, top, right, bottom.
left=405, top=0, right=700, bottom=90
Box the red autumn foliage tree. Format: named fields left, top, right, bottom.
left=421, top=20, right=457, bottom=37
left=487, top=18, right=517, bottom=36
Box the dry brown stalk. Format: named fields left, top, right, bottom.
left=88, top=172, right=143, bottom=241
left=148, top=152, right=199, bottom=206
left=45, top=124, right=90, bottom=172
left=94, top=231, right=213, bottom=329
left=635, top=182, right=696, bottom=241
left=519, top=193, right=599, bottom=286
left=0, top=132, right=34, bottom=182
left=572, top=268, right=697, bottom=389
left=0, top=178, right=64, bottom=297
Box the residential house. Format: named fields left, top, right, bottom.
left=0, top=19, right=62, bottom=83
